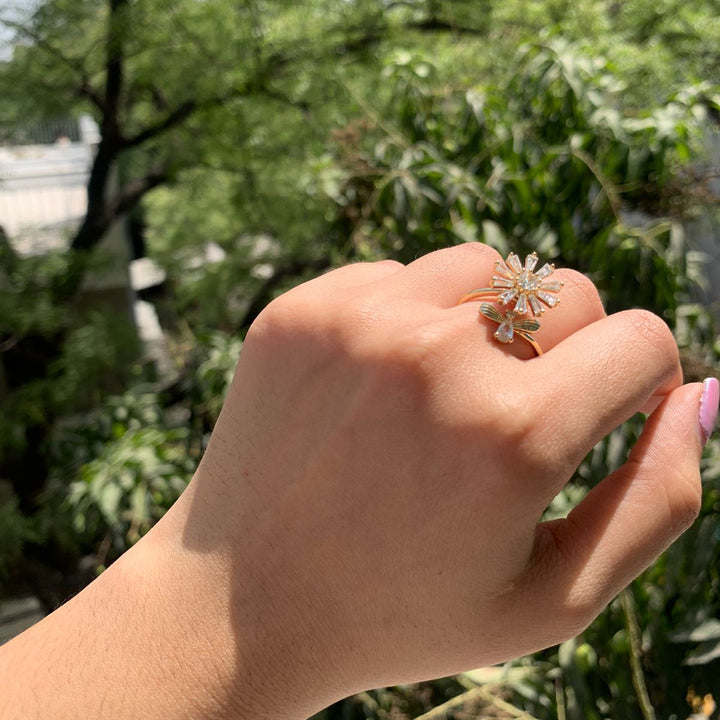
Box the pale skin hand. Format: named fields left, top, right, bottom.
left=0, top=243, right=709, bottom=719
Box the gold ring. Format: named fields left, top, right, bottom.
left=458, top=251, right=563, bottom=356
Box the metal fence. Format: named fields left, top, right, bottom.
left=0, top=117, right=81, bottom=146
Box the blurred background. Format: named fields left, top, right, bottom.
left=1, top=1, right=719, bottom=718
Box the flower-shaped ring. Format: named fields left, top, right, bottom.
left=457, top=251, right=563, bottom=356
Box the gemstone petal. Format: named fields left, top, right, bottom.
left=529, top=295, right=544, bottom=316
left=506, top=253, right=523, bottom=274
left=514, top=293, right=528, bottom=315
left=491, top=275, right=514, bottom=288
left=539, top=280, right=563, bottom=292
left=537, top=290, right=559, bottom=307
left=524, top=252, right=538, bottom=273
left=535, top=263, right=554, bottom=279
left=498, top=289, right=517, bottom=305
left=494, top=261, right=514, bottom=279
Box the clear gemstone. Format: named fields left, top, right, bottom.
left=514, top=294, right=528, bottom=314
left=506, top=253, right=523, bottom=274
left=494, top=261, right=514, bottom=279
left=524, top=252, right=539, bottom=272
left=495, top=320, right=514, bottom=343
left=516, top=271, right=540, bottom=292
left=535, top=263, right=554, bottom=279
left=539, top=281, right=562, bottom=292
left=491, top=275, right=514, bottom=288
left=537, top=291, right=559, bottom=307
left=529, top=295, right=544, bottom=316
left=498, top=289, right=517, bottom=305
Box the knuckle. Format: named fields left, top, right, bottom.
left=494, top=396, right=572, bottom=479
left=358, top=320, right=465, bottom=407
left=560, top=269, right=604, bottom=316
left=248, top=295, right=303, bottom=342
left=446, top=242, right=503, bottom=270
left=666, top=467, right=702, bottom=533
left=345, top=294, right=394, bottom=334
left=625, top=450, right=701, bottom=538
left=373, top=259, right=404, bottom=272
left=624, top=309, right=678, bottom=357
left=248, top=292, right=344, bottom=355
left=557, top=601, right=602, bottom=640
left=411, top=242, right=502, bottom=274
left=492, top=391, right=537, bottom=442
left=470, top=389, right=541, bottom=463
left=378, top=323, right=448, bottom=381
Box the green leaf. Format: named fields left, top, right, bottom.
left=98, top=483, right=122, bottom=524
left=672, top=619, right=720, bottom=643
left=683, top=639, right=720, bottom=666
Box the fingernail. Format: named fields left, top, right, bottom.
left=699, top=377, right=719, bottom=445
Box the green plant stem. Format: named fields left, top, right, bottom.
left=413, top=684, right=540, bottom=720
left=555, top=675, right=567, bottom=720
left=620, top=587, right=657, bottom=720
left=569, top=147, right=622, bottom=224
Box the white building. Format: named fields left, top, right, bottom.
left=0, top=115, right=98, bottom=255
left=0, top=115, right=171, bottom=377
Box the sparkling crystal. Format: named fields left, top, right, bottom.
left=494, top=260, right=514, bottom=279
left=514, top=293, right=528, bottom=314
left=537, top=290, right=559, bottom=307
left=535, top=263, right=554, bottom=279
left=529, top=295, right=544, bottom=316
left=491, top=275, right=514, bottom=288
left=498, top=289, right=517, bottom=305
left=516, top=271, right=540, bottom=292
left=506, top=253, right=523, bottom=274
left=524, top=252, right=539, bottom=273
left=539, top=280, right=563, bottom=292
left=495, top=319, right=514, bottom=343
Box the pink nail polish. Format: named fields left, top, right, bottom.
left=699, top=377, right=719, bottom=445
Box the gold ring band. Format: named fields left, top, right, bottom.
left=457, top=288, right=499, bottom=305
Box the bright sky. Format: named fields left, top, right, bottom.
left=0, top=0, right=39, bottom=58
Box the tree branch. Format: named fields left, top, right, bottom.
left=109, top=167, right=169, bottom=219
left=103, top=0, right=130, bottom=140
left=0, top=224, right=18, bottom=277
left=70, top=155, right=167, bottom=255
left=122, top=22, right=387, bottom=151
left=0, top=18, right=105, bottom=111
left=122, top=98, right=205, bottom=148
left=257, top=87, right=310, bottom=115
left=405, top=18, right=488, bottom=35
left=121, top=78, right=296, bottom=149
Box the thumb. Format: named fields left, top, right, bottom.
left=524, top=379, right=717, bottom=639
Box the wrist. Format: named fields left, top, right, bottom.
left=0, top=480, right=331, bottom=720
left=145, top=478, right=343, bottom=720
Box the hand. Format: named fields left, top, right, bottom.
left=171, top=243, right=708, bottom=715
left=2, top=243, right=713, bottom=720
